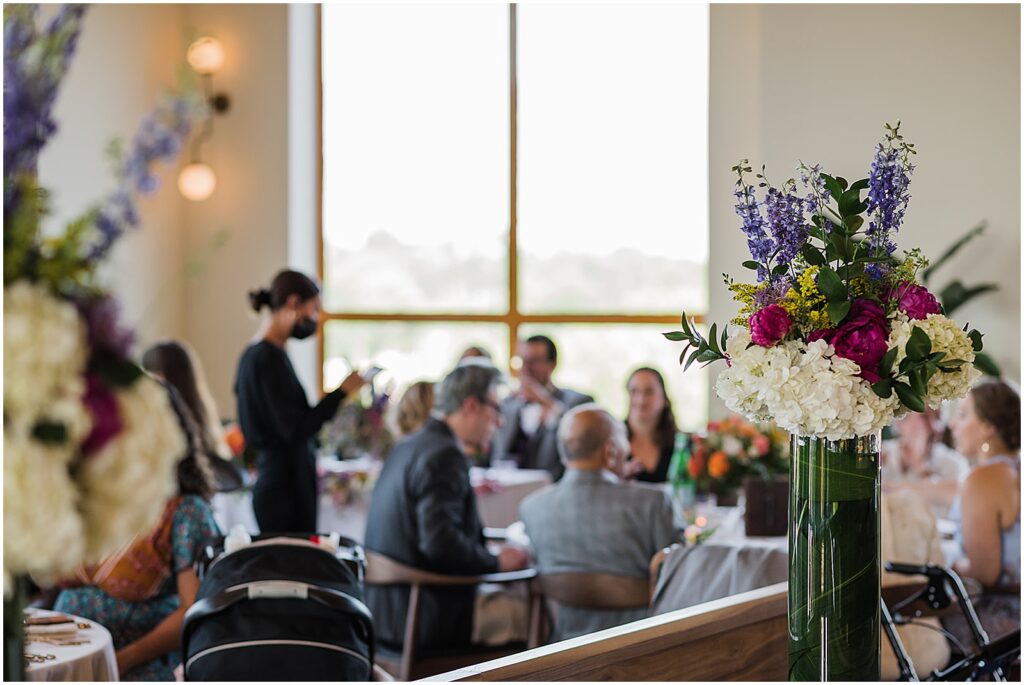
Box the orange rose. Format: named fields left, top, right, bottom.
left=708, top=450, right=730, bottom=479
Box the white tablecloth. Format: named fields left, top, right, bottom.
left=212, top=463, right=552, bottom=541
left=650, top=507, right=788, bottom=615
left=24, top=609, right=118, bottom=682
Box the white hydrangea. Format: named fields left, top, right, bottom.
left=717, top=330, right=900, bottom=441
left=4, top=281, right=88, bottom=417
left=77, top=376, right=183, bottom=562
left=888, top=313, right=981, bottom=408
left=3, top=426, right=86, bottom=587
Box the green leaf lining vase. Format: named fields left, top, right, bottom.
left=788, top=433, right=881, bottom=681
left=4, top=575, right=26, bottom=681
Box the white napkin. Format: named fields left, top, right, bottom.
left=26, top=623, right=78, bottom=637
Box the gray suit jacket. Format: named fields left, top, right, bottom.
left=490, top=386, right=594, bottom=481
left=518, top=470, right=681, bottom=641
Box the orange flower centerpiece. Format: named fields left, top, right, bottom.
left=687, top=415, right=788, bottom=504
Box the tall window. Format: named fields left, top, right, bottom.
left=321, top=4, right=709, bottom=428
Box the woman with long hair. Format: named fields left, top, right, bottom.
left=143, top=340, right=230, bottom=460
left=622, top=367, right=678, bottom=483
left=54, top=386, right=219, bottom=680
left=235, top=269, right=365, bottom=533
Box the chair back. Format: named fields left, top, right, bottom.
left=534, top=572, right=650, bottom=610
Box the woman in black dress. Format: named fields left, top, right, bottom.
left=234, top=270, right=365, bottom=533
left=622, top=367, right=678, bottom=483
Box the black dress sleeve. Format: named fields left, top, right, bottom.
left=256, top=346, right=347, bottom=446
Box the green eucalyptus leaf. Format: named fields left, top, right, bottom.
left=742, top=260, right=760, bottom=271
left=772, top=263, right=789, bottom=277
left=821, top=174, right=843, bottom=201
left=817, top=266, right=846, bottom=302
left=827, top=300, right=852, bottom=326
left=905, top=326, right=932, bottom=361
left=894, top=382, right=926, bottom=413
left=835, top=176, right=849, bottom=191
left=909, top=368, right=928, bottom=397
left=871, top=380, right=893, bottom=399
left=879, top=347, right=899, bottom=377
left=800, top=244, right=827, bottom=266
left=91, top=352, right=145, bottom=388
left=663, top=331, right=687, bottom=342
left=849, top=178, right=869, bottom=192
left=846, top=215, right=864, bottom=232
left=838, top=188, right=863, bottom=217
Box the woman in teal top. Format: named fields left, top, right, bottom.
left=54, top=388, right=220, bottom=681
left=945, top=380, right=1020, bottom=651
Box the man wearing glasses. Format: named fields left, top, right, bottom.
left=365, top=361, right=530, bottom=653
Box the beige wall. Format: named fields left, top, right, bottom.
left=180, top=4, right=291, bottom=413
left=710, top=4, right=1021, bottom=415
left=40, top=4, right=189, bottom=343
left=39, top=4, right=292, bottom=416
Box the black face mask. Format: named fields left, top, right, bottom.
left=290, top=316, right=318, bottom=340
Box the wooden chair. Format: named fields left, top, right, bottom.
left=364, top=551, right=536, bottom=681
left=527, top=572, right=652, bottom=648
left=647, top=545, right=677, bottom=601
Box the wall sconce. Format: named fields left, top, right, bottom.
left=179, top=36, right=230, bottom=201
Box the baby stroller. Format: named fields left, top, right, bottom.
left=882, top=562, right=1020, bottom=681
left=182, top=533, right=375, bottom=681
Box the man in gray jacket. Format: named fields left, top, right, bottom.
left=518, top=403, right=680, bottom=641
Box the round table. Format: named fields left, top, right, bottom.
left=23, top=609, right=118, bottom=682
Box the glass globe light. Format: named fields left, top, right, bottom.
left=178, top=163, right=217, bottom=201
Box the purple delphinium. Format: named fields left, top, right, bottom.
left=4, top=5, right=88, bottom=217
left=87, top=93, right=204, bottom=260
left=763, top=184, right=808, bottom=266
left=798, top=162, right=834, bottom=233
left=865, top=123, right=915, bottom=277
left=733, top=160, right=775, bottom=282
left=76, top=294, right=136, bottom=359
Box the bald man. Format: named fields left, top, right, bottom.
left=518, top=403, right=680, bottom=642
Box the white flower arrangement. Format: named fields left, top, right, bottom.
left=3, top=6, right=202, bottom=591
left=667, top=125, right=987, bottom=441
left=715, top=330, right=902, bottom=441
left=76, top=377, right=183, bottom=560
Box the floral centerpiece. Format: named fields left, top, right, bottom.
left=4, top=5, right=205, bottom=675
left=319, top=387, right=393, bottom=461
left=687, top=414, right=788, bottom=500
left=664, top=123, right=985, bottom=681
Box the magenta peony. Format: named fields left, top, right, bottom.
left=829, top=299, right=890, bottom=382
left=807, top=328, right=834, bottom=345
left=81, top=374, right=123, bottom=455
left=749, top=304, right=793, bottom=347
left=892, top=281, right=942, bottom=320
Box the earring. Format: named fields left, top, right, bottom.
left=981, top=441, right=991, bottom=456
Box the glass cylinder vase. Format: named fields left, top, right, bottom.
left=4, top=575, right=26, bottom=681
left=788, top=433, right=880, bottom=681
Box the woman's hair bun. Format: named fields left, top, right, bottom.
left=248, top=288, right=273, bottom=312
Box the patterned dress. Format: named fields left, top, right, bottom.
left=54, top=496, right=220, bottom=681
